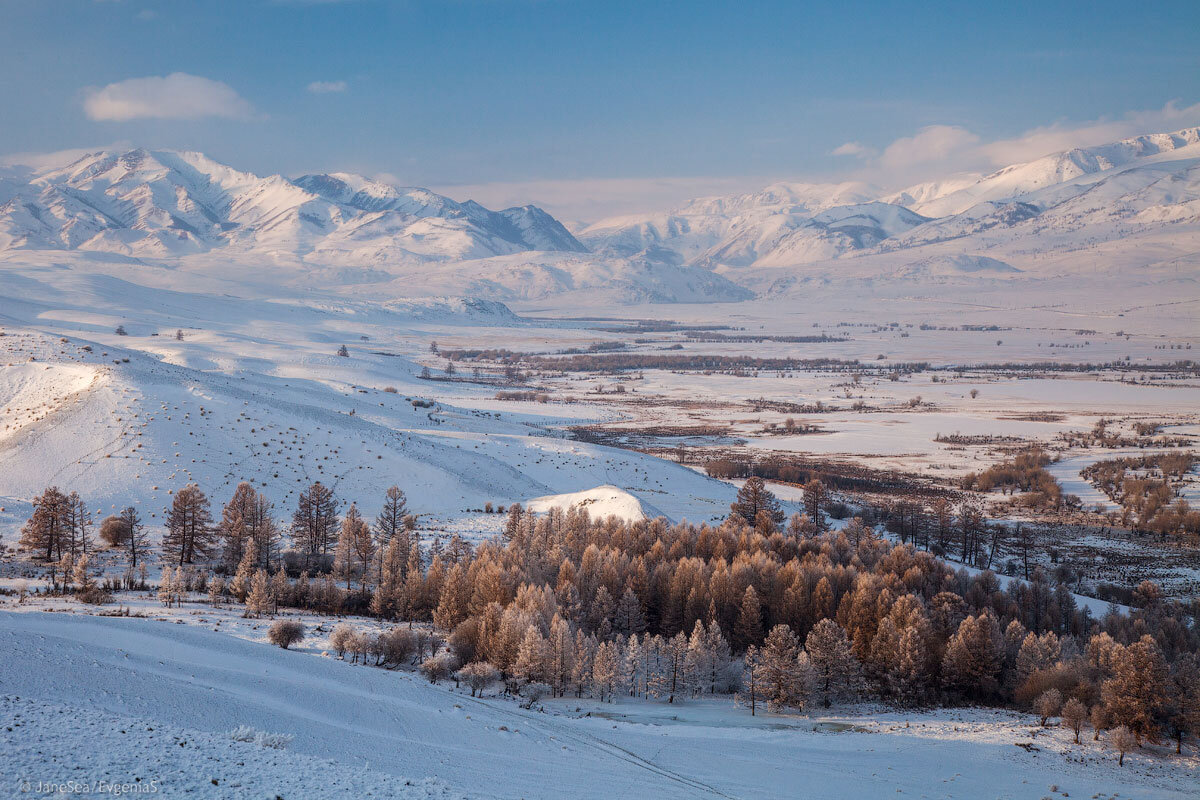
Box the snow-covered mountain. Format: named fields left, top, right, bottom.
left=904, top=128, right=1200, bottom=218
left=2, top=129, right=1199, bottom=303
left=576, top=181, right=927, bottom=268
left=580, top=128, right=1200, bottom=286
left=0, top=148, right=587, bottom=262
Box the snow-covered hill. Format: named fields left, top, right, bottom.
left=2, top=611, right=1194, bottom=800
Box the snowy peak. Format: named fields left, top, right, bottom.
left=907, top=127, right=1200, bottom=217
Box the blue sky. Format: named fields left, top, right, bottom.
left=2, top=0, right=1199, bottom=219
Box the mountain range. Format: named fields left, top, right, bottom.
left=2, top=128, right=1198, bottom=302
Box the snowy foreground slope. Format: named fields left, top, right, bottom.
left=2, top=610, right=1195, bottom=800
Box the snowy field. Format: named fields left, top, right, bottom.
left=1, top=605, right=1196, bottom=800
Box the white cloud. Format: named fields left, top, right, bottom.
left=848, top=101, right=1200, bottom=188
left=878, top=125, right=981, bottom=170
left=83, top=73, right=254, bottom=121
left=831, top=141, right=875, bottom=158
left=976, top=100, right=1200, bottom=167
left=307, top=80, right=348, bottom=94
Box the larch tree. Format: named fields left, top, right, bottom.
left=1102, top=635, right=1169, bottom=743
left=739, top=645, right=762, bottom=716
left=894, top=625, right=929, bottom=707
left=513, top=626, right=550, bottom=684
left=614, top=587, right=647, bottom=636
left=246, top=569, right=272, bottom=617
left=802, top=479, right=827, bottom=531
left=163, top=484, right=216, bottom=565
left=375, top=486, right=408, bottom=545
left=292, top=482, right=339, bottom=563
left=730, top=477, right=784, bottom=527
left=591, top=641, right=619, bottom=701
left=333, top=503, right=371, bottom=589
left=941, top=610, right=1004, bottom=699
left=63, top=492, right=92, bottom=557
left=1166, top=653, right=1200, bottom=754
left=120, top=506, right=147, bottom=569
left=735, top=585, right=764, bottom=650
left=806, top=618, right=860, bottom=708
left=757, top=624, right=811, bottom=711
left=19, top=486, right=69, bottom=562
left=230, top=536, right=259, bottom=601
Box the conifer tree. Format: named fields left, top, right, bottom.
left=292, top=482, right=339, bottom=562
left=246, top=569, right=271, bottom=617
left=735, top=585, right=763, bottom=650
left=806, top=618, right=860, bottom=708
left=230, top=537, right=258, bottom=601
left=1102, top=635, right=1168, bottom=743
left=163, top=484, right=216, bottom=565
left=730, top=477, right=784, bottom=526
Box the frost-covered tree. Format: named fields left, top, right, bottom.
left=1062, top=698, right=1088, bottom=744
left=591, top=641, right=619, bottom=701
left=614, top=587, right=646, bottom=636
left=687, top=620, right=733, bottom=696
left=246, top=569, right=272, bottom=617
left=158, top=566, right=175, bottom=607
left=734, top=585, right=763, bottom=650
left=1102, top=635, right=1168, bottom=743
left=514, top=626, right=550, bottom=684
left=757, top=624, right=812, bottom=711
left=333, top=503, right=372, bottom=589
left=806, top=618, right=860, bottom=708
left=1035, top=688, right=1063, bottom=726
left=738, top=645, right=762, bottom=716
left=1112, top=725, right=1136, bottom=766
left=942, top=610, right=1004, bottom=699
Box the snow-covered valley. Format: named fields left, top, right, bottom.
left=2, top=126, right=1199, bottom=800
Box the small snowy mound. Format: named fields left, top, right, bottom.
left=526, top=485, right=663, bottom=523
left=898, top=253, right=1020, bottom=277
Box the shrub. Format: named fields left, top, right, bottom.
left=378, top=628, right=417, bottom=667
left=457, top=662, right=501, bottom=696
left=329, top=623, right=356, bottom=658
left=230, top=725, right=293, bottom=750
left=420, top=653, right=457, bottom=683
left=268, top=620, right=305, bottom=650
left=1034, top=688, right=1062, bottom=726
